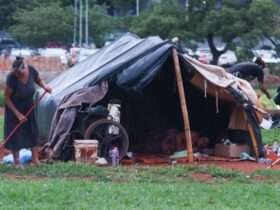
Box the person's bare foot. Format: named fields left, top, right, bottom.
left=47, top=148, right=54, bottom=158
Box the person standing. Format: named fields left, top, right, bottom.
left=228, top=57, right=271, bottom=99
left=4, top=56, right=52, bottom=166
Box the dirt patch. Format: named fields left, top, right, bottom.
left=123, top=155, right=280, bottom=174
left=191, top=172, right=215, bottom=183
left=190, top=160, right=280, bottom=174
left=0, top=107, right=4, bottom=116
left=3, top=173, right=96, bottom=181
left=253, top=175, right=267, bottom=182
left=4, top=174, right=47, bottom=181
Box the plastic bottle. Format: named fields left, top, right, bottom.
left=109, top=146, right=120, bottom=166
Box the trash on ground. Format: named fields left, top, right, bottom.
left=240, top=152, right=255, bottom=161
left=170, top=150, right=187, bottom=159
left=2, top=149, right=32, bottom=165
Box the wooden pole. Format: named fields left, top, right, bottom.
left=243, top=112, right=259, bottom=159
left=172, top=48, right=193, bottom=163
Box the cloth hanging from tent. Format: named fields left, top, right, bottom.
left=204, top=79, right=207, bottom=98
left=46, top=82, right=108, bottom=158
left=216, top=90, right=219, bottom=114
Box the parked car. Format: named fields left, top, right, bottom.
left=0, top=39, right=21, bottom=52
left=183, top=48, right=195, bottom=56
left=39, top=48, right=68, bottom=64
left=218, top=50, right=238, bottom=66
left=10, top=48, right=38, bottom=57
left=252, top=49, right=280, bottom=64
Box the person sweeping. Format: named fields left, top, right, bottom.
left=4, top=56, right=52, bottom=166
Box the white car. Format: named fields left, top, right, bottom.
left=183, top=48, right=195, bottom=56
left=10, top=48, right=34, bottom=57
left=218, top=50, right=238, bottom=66
left=39, top=48, right=68, bottom=64
left=252, top=49, right=280, bottom=64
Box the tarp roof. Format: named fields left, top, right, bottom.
left=37, top=33, right=263, bottom=154
left=42, top=33, right=259, bottom=107
left=48, top=33, right=172, bottom=104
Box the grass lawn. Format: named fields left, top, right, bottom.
left=0, top=90, right=3, bottom=107
left=0, top=89, right=279, bottom=209
left=262, top=128, right=280, bottom=144
left=0, top=116, right=3, bottom=139
left=0, top=163, right=280, bottom=210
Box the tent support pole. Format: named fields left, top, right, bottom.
left=172, top=48, right=194, bottom=163
left=243, top=112, right=259, bottom=159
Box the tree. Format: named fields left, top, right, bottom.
left=187, top=0, right=280, bottom=64
left=9, top=2, right=73, bottom=47
left=88, top=4, right=115, bottom=47
left=248, top=0, right=280, bottom=56
left=9, top=1, right=114, bottom=47
left=128, top=0, right=188, bottom=41
left=0, top=0, right=35, bottom=30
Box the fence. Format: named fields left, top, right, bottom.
left=0, top=56, right=67, bottom=72
left=0, top=56, right=67, bottom=88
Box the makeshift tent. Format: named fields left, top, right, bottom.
left=36, top=33, right=265, bottom=161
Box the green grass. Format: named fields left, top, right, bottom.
left=262, top=128, right=280, bottom=144
left=0, top=90, right=3, bottom=107
left=1, top=178, right=280, bottom=210
left=0, top=163, right=280, bottom=209
left=0, top=163, right=243, bottom=182
left=0, top=116, right=3, bottom=140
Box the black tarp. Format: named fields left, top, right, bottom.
left=36, top=33, right=264, bottom=157
left=37, top=33, right=173, bottom=139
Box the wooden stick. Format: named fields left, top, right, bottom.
left=1, top=91, right=48, bottom=147
left=243, top=111, right=259, bottom=159
left=268, top=157, right=280, bottom=168
left=172, top=48, right=193, bottom=163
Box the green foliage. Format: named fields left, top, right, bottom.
left=129, top=0, right=188, bottom=40
left=88, top=4, right=115, bottom=47
left=0, top=0, right=35, bottom=30
left=0, top=116, right=3, bottom=140
left=0, top=90, right=4, bottom=107
left=8, top=1, right=113, bottom=47
left=262, top=129, right=280, bottom=145
left=187, top=0, right=280, bottom=63
left=9, top=2, right=73, bottom=47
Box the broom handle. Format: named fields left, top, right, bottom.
left=3, top=91, right=47, bottom=145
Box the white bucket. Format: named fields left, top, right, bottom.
left=74, top=140, right=98, bottom=164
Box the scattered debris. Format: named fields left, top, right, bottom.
left=95, top=157, right=108, bottom=166
left=1, top=149, right=32, bottom=165
left=240, top=152, right=255, bottom=161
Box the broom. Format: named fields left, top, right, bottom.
left=0, top=91, right=48, bottom=147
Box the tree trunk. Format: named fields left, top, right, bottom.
left=265, top=35, right=280, bottom=57
left=207, top=33, right=228, bottom=65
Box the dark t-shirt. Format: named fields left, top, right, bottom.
left=228, top=62, right=264, bottom=83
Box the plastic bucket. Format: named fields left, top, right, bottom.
left=74, top=140, right=98, bottom=164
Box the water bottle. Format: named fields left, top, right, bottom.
left=109, top=146, right=120, bottom=166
